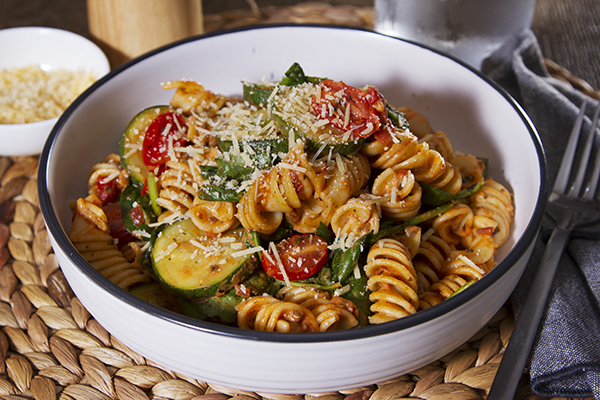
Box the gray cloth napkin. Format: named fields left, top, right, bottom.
left=481, top=30, right=600, bottom=399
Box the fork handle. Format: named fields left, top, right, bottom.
left=487, top=227, right=571, bottom=400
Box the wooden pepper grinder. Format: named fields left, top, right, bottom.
left=87, top=0, right=204, bottom=68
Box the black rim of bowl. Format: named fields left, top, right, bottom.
left=38, top=23, right=548, bottom=344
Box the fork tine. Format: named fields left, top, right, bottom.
left=583, top=104, right=600, bottom=200
left=569, top=101, right=600, bottom=198
left=551, top=101, right=588, bottom=200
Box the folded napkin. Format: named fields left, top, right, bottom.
left=481, top=30, right=600, bottom=399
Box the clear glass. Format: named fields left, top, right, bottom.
left=375, top=0, right=537, bottom=69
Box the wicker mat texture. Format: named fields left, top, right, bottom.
left=1, top=4, right=599, bottom=400
left=0, top=157, right=539, bottom=400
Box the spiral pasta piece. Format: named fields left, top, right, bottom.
left=69, top=195, right=151, bottom=291
left=261, top=145, right=317, bottom=213
left=156, top=158, right=197, bottom=222
left=363, top=129, right=462, bottom=195
left=237, top=176, right=283, bottom=235
left=236, top=295, right=319, bottom=332
left=421, top=131, right=454, bottom=163
left=427, top=251, right=487, bottom=303
left=87, top=153, right=121, bottom=191
left=395, top=142, right=462, bottom=195
left=361, top=132, right=420, bottom=170
left=330, top=198, right=380, bottom=241
left=412, top=232, right=454, bottom=291
left=432, top=203, right=474, bottom=246
left=286, top=153, right=370, bottom=233
left=277, top=285, right=329, bottom=304
left=468, top=178, right=514, bottom=247
left=364, top=238, right=418, bottom=323
left=301, top=297, right=359, bottom=331
left=318, top=153, right=371, bottom=206
left=371, top=168, right=422, bottom=221
left=395, top=107, right=434, bottom=139
left=162, top=80, right=227, bottom=116
left=189, top=198, right=237, bottom=235
left=452, top=152, right=486, bottom=189
left=277, top=286, right=358, bottom=332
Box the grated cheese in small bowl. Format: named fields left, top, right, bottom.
left=0, top=26, right=110, bottom=156
left=0, top=65, right=96, bottom=124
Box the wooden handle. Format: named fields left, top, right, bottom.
left=87, top=0, right=203, bottom=68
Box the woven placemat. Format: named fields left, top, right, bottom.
left=1, top=4, right=598, bottom=400
left=0, top=155, right=532, bottom=400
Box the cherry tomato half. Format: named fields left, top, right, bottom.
left=142, top=112, right=189, bottom=168
left=261, top=234, right=328, bottom=281
left=96, top=176, right=120, bottom=205
left=311, top=79, right=384, bottom=139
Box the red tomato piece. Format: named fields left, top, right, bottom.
left=261, top=234, right=328, bottom=281
left=311, top=79, right=384, bottom=139
left=96, top=176, right=120, bottom=204
left=102, top=202, right=136, bottom=245
left=142, top=112, right=189, bottom=168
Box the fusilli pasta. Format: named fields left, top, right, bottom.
left=69, top=64, right=515, bottom=332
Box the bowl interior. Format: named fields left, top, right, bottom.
left=42, top=24, right=546, bottom=334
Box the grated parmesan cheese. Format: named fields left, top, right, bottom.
left=278, top=162, right=307, bottom=173
left=421, top=228, right=435, bottom=242
left=457, top=254, right=485, bottom=275
left=269, top=241, right=290, bottom=286
left=0, top=65, right=96, bottom=124
left=231, top=245, right=264, bottom=258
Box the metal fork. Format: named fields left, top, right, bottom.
left=487, top=100, right=600, bottom=400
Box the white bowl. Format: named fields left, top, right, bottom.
left=0, top=26, right=110, bottom=156
left=38, top=25, right=547, bottom=393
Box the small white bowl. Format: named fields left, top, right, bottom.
left=38, top=25, right=547, bottom=393
left=0, top=26, right=110, bottom=156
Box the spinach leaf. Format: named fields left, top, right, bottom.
left=331, top=235, right=369, bottom=283
left=341, top=273, right=371, bottom=327
left=386, top=103, right=410, bottom=130
left=280, top=62, right=308, bottom=86
left=420, top=180, right=485, bottom=206
left=316, top=222, right=334, bottom=245
left=120, top=184, right=156, bottom=237
left=280, top=62, right=325, bottom=86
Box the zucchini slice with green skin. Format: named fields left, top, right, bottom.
left=152, top=219, right=258, bottom=299
left=119, top=105, right=172, bottom=187
left=243, top=83, right=275, bottom=107
left=178, top=270, right=281, bottom=323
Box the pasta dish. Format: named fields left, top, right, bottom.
left=69, top=64, right=514, bottom=332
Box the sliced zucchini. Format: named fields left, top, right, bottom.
left=119, top=105, right=172, bottom=187
left=243, top=83, right=276, bottom=107
left=129, top=281, right=182, bottom=313
left=178, top=270, right=281, bottom=323
left=152, top=219, right=258, bottom=299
